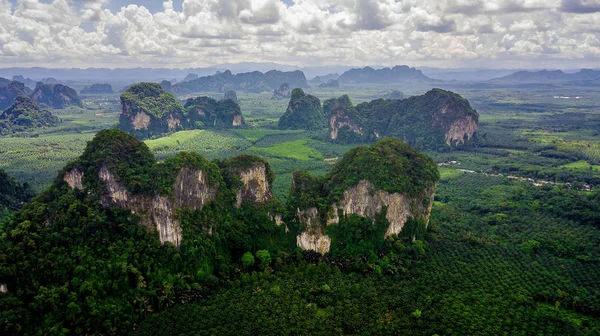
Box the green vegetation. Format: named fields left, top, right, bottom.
left=120, top=82, right=183, bottom=119
left=2, top=81, right=600, bottom=335
left=278, top=89, right=324, bottom=130
left=118, top=83, right=245, bottom=139
left=250, top=139, right=324, bottom=161
left=326, top=138, right=439, bottom=200
left=0, top=169, right=34, bottom=218
left=184, top=96, right=244, bottom=128
left=0, top=96, right=59, bottom=134
left=325, top=88, right=479, bottom=150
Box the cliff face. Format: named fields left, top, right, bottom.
left=293, top=180, right=435, bottom=254
left=326, top=88, right=479, bottom=150
left=327, top=180, right=435, bottom=237
left=235, top=163, right=273, bottom=208
left=328, top=107, right=363, bottom=140
left=63, top=164, right=219, bottom=247
left=288, top=138, right=439, bottom=254
left=118, top=82, right=185, bottom=138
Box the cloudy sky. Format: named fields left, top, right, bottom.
left=0, top=0, right=599, bottom=69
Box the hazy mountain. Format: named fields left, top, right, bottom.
left=338, top=65, right=433, bottom=84
left=491, top=69, right=600, bottom=84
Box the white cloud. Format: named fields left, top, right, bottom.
left=0, top=0, right=598, bottom=68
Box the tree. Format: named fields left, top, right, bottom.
left=242, top=252, right=255, bottom=268
left=255, top=250, right=271, bottom=270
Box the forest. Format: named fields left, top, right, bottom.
left=0, top=76, right=600, bottom=335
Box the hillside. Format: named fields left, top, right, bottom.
left=0, top=79, right=31, bottom=110
left=338, top=65, right=433, bottom=84
left=0, top=95, right=59, bottom=134
left=30, top=82, right=83, bottom=108
left=0, top=131, right=438, bottom=334
left=172, top=70, right=308, bottom=94
left=278, top=88, right=324, bottom=130
left=325, top=88, right=479, bottom=150
left=0, top=169, right=34, bottom=216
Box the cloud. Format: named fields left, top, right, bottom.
left=0, top=0, right=597, bottom=68
left=560, top=0, right=600, bottom=13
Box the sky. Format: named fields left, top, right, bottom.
left=0, top=0, right=599, bottom=69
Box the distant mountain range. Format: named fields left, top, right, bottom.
left=490, top=69, right=600, bottom=84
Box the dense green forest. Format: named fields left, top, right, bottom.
left=0, top=131, right=438, bottom=334
left=1, top=82, right=600, bottom=335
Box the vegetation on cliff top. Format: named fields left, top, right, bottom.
left=120, top=82, right=184, bottom=119
left=278, top=88, right=324, bottom=130
left=325, top=88, right=479, bottom=150
left=0, top=95, right=59, bottom=134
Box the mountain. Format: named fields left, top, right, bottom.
left=318, top=79, right=339, bottom=88
left=117, top=82, right=244, bottom=139
left=0, top=79, right=32, bottom=110
left=325, top=88, right=479, bottom=150
left=273, top=83, right=291, bottom=98
left=223, top=90, right=238, bottom=103
left=308, top=73, right=339, bottom=84
left=184, top=96, right=245, bottom=128
left=338, top=65, right=433, bottom=84
left=172, top=70, right=308, bottom=94
left=183, top=73, right=199, bottom=82
left=11, top=75, right=36, bottom=88
left=383, top=90, right=405, bottom=100
left=278, top=88, right=324, bottom=130
left=491, top=69, right=600, bottom=84
left=0, top=95, right=59, bottom=134
left=288, top=137, right=439, bottom=254
left=418, top=67, right=521, bottom=82
left=0, top=129, right=438, bottom=334
left=30, top=82, right=83, bottom=108
left=80, top=83, right=113, bottom=94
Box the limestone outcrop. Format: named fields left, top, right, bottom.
left=325, top=88, right=479, bottom=150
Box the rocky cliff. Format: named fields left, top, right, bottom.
left=117, top=82, right=186, bottom=138
left=288, top=138, right=439, bottom=254
left=278, top=88, right=324, bottom=130
left=325, top=88, right=479, bottom=150
left=117, top=83, right=245, bottom=139
left=58, top=130, right=280, bottom=248
left=30, top=82, right=83, bottom=108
